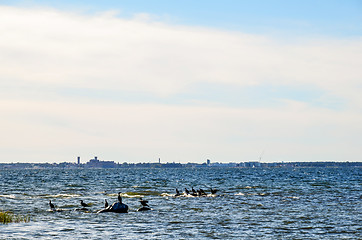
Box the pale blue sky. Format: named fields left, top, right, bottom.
left=3, top=0, right=362, bottom=36
left=0, top=1, right=361, bottom=163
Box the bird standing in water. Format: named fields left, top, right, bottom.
left=49, top=200, right=55, bottom=209
left=139, top=198, right=149, bottom=207
left=175, top=188, right=181, bottom=196
left=199, top=189, right=206, bottom=196
left=80, top=200, right=89, bottom=207
left=210, top=188, right=218, bottom=194
left=118, top=192, right=122, bottom=204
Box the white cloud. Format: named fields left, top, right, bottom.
left=1, top=6, right=361, bottom=96
left=0, top=6, right=361, bottom=162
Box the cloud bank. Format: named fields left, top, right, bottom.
left=0, top=6, right=361, bottom=163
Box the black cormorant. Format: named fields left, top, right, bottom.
left=80, top=200, right=89, bottom=207
left=199, top=188, right=206, bottom=195
left=49, top=200, right=55, bottom=209
left=175, top=188, right=181, bottom=196
left=118, top=192, right=122, bottom=203
left=184, top=188, right=190, bottom=195
left=210, top=188, right=218, bottom=194
left=104, top=199, right=109, bottom=208
left=139, top=198, right=149, bottom=207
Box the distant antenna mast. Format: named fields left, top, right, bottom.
left=259, top=150, right=265, bottom=162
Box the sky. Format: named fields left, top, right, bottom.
left=0, top=0, right=361, bottom=163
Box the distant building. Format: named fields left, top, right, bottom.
left=77, top=156, right=80, bottom=165
left=86, top=156, right=117, bottom=168
left=209, top=162, right=237, bottom=167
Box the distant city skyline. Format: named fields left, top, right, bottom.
left=0, top=1, right=361, bottom=163
left=1, top=156, right=360, bottom=170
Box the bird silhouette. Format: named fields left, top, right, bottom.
left=139, top=197, right=149, bottom=207
left=210, top=188, right=218, bottom=194
left=80, top=200, right=89, bottom=207
left=49, top=200, right=55, bottom=209
left=175, top=188, right=181, bottom=196
left=118, top=192, right=122, bottom=203
left=191, top=187, right=197, bottom=196
left=199, top=189, right=206, bottom=195
left=104, top=199, right=109, bottom=208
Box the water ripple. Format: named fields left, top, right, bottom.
left=0, top=167, right=361, bottom=239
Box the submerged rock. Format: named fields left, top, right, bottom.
left=48, top=208, right=69, bottom=212
left=137, top=206, right=151, bottom=211
left=97, top=202, right=128, bottom=213
left=74, top=207, right=90, bottom=211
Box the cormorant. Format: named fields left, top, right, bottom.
left=191, top=187, right=197, bottom=196
left=49, top=200, right=55, bottom=209
left=210, top=188, right=218, bottom=194
left=184, top=188, right=190, bottom=195
left=80, top=200, right=89, bottom=207
left=118, top=192, right=122, bottom=203
left=104, top=199, right=109, bottom=208
left=139, top=198, right=149, bottom=207
left=199, top=188, right=206, bottom=195
left=175, top=188, right=181, bottom=196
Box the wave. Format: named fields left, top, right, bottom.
left=43, top=194, right=81, bottom=199
left=0, top=194, right=16, bottom=199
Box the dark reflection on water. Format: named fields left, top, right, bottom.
left=0, top=167, right=361, bottom=239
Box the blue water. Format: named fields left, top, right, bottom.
left=0, top=167, right=361, bottom=239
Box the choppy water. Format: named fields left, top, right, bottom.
left=0, top=167, right=361, bottom=239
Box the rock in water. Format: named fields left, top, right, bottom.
left=137, top=206, right=151, bottom=211
left=97, top=202, right=128, bottom=213
left=111, top=202, right=128, bottom=213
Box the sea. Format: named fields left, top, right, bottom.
left=0, top=167, right=361, bottom=239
